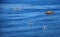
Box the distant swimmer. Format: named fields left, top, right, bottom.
left=45, top=11, right=54, bottom=14
left=29, top=21, right=33, bottom=27
left=42, top=25, right=46, bottom=31
left=13, top=7, right=22, bottom=11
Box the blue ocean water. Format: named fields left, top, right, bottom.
left=0, top=0, right=60, bottom=37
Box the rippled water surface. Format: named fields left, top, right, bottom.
left=0, top=0, right=60, bottom=37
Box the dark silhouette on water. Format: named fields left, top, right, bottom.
left=45, top=11, right=54, bottom=14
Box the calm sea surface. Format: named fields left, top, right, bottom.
left=0, top=0, right=60, bottom=37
